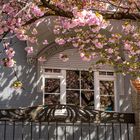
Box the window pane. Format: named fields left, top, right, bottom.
left=44, top=69, right=61, bottom=73
left=44, top=69, right=52, bottom=73
left=53, top=69, right=61, bottom=73
left=81, top=91, right=94, bottom=107
left=107, top=72, right=114, bottom=76
left=45, top=78, right=60, bottom=93
left=81, top=71, right=94, bottom=90
left=100, top=81, right=114, bottom=95
left=99, top=71, right=107, bottom=75
left=66, top=70, right=80, bottom=89
left=66, top=90, right=80, bottom=106
left=100, top=96, right=114, bottom=111
left=44, top=94, right=60, bottom=105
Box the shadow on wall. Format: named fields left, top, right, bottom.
left=0, top=38, right=42, bottom=109
left=119, top=75, right=133, bottom=113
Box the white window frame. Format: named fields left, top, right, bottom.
left=97, top=71, right=117, bottom=111
left=42, top=67, right=118, bottom=112
left=42, top=70, right=66, bottom=105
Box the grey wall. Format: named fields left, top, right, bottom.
left=0, top=38, right=42, bottom=108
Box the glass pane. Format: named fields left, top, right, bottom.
left=66, top=90, right=80, bottom=106
left=81, top=91, right=94, bottom=107
left=44, top=69, right=52, bottom=73
left=53, top=69, right=61, bottom=73
left=66, top=70, right=80, bottom=89
left=45, top=78, right=60, bottom=93
left=100, top=96, right=114, bottom=111
left=99, top=71, right=106, bottom=75
left=81, top=71, right=94, bottom=90
left=44, top=69, right=61, bottom=73
left=100, top=81, right=114, bottom=95
left=107, top=72, right=114, bottom=76
left=44, top=94, right=60, bottom=105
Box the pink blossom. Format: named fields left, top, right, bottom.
left=31, top=5, right=44, bottom=17
left=2, top=3, right=14, bottom=14
left=107, top=48, right=113, bottom=54
left=25, top=47, right=33, bottom=54
left=94, top=40, right=103, bottom=48
left=6, top=59, right=15, bottom=67
left=43, top=40, right=48, bottom=45
left=108, top=38, right=116, bottom=43
left=32, top=28, right=38, bottom=35
left=73, top=43, right=79, bottom=47
left=0, top=29, right=4, bottom=35
left=116, top=56, right=121, bottom=60
left=122, top=23, right=135, bottom=34
left=5, top=48, right=15, bottom=58
left=124, top=42, right=132, bottom=51
left=55, top=38, right=66, bottom=45
left=53, top=29, right=60, bottom=34
left=62, top=21, right=71, bottom=29
left=80, top=52, right=91, bottom=61
left=3, top=58, right=15, bottom=67
left=59, top=53, right=69, bottom=62
left=28, top=37, right=37, bottom=43
left=136, top=41, right=140, bottom=47
left=38, top=56, right=46, bottom=62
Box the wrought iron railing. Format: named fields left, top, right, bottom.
left=0, top=104, right=135, bottom=140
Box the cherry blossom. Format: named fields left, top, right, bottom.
left=25, top=47, right=34, bottom=54
left=43, top=40, right=48, bottom=45
left=5, top=48, right=15, bottom=58
left=59, top=53, right=69, bottom=62
left=55, top=38, right=66, bottom=45
left=0, top=0, right=140, bottom=77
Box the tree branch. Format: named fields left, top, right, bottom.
left=100, top=11, right=140, bottom=20
left=40, top=0, right=73, bottom=18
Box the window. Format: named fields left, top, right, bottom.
left=43, top=68, right=117, bottom=111
left=66, top=70, right=94, bottom=106
left=44, top=78, right=60, bottom=104
left=100, top=80, right=115, bottom=111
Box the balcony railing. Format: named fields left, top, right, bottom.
left=0, top=104, right=135, bottom=140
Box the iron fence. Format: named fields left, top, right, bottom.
left=0, top=104, right=135, bottom=140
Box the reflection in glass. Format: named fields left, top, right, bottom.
left=44, top=69, right=61, bottom=73
left=107, top=72, right=114, bottom=76
left=45, top=79, right=60, bottom=93
left=100, top=96, right=114, bottom=111
left=81, top=91, right=94, bottom=106
left=66, top=90, right=80, bottom=106
left=100, top=81, right=114, bottom=95
left=99, top=71, right=107, bottom=75
left=44, top=94, right=60, bottom=105
left=44, top=69, right=52, bottom=73
left=81, top=71, right=94, bottom=90
left=53, top=69, right=61, bottom=73
left=66, top=70, right=80, bottom=89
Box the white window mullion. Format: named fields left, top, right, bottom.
left=60, top=70, right=66, bottom=104
left=80, top=71, right=81, bottom=107
left=94, top=71, right=100, bottom=110
left=114, top=79, right=118, bottom=112
left=43, top=77, right=45, bottom=105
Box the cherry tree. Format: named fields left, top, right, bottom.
left=0, top=0, right=140, bottom=81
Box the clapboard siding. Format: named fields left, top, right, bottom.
left=44, top=48, right=113, bottom=70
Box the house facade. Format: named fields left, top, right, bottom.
left=0, top=17, right=137, bottom=140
